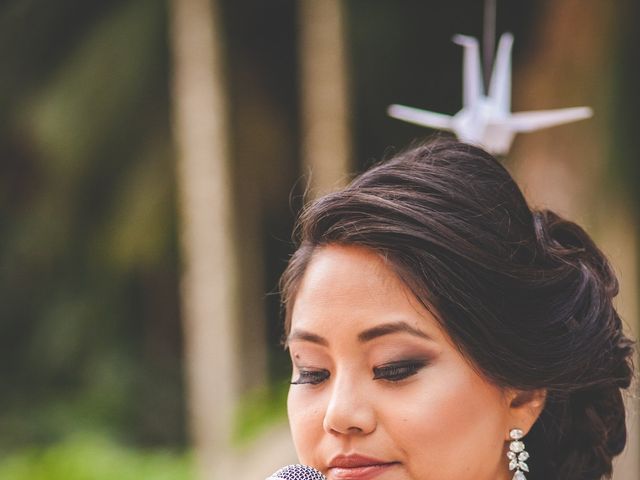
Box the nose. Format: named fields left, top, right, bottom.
left=322, top=370, right=376, bottom=436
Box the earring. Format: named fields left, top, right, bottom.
left=507, top=428, right=529, bottom=480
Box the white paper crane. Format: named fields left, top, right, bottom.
left=388, top=33, right=593, bottom=155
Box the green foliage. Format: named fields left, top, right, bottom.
left=0, top=434, right=193, bottom=480
left=0, top=0, right=184, bottom=448
left=233, top=381, right=289, bottom=446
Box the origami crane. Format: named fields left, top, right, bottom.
left=388, top=33, right=593, bottom=155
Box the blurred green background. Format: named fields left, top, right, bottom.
left=0, top=0, right=638, bottom=478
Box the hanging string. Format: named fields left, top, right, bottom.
left=483, top=0, right=496, bottom=91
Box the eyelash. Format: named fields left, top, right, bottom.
left=290, top=360, right=427, bottom=385
left=373, top=360, right=427, bottom=381
left=290, top=369, right=329, bottom=385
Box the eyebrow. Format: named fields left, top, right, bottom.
left=287, top=321, right=432, bottom=347
left=358, top=321, right=432, bottom=342
left=286, top=329, right=329, bottom=347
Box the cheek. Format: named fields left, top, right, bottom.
left=379, top=361, right=507, bottom=476
left=287, top=388, right=325, bottom=463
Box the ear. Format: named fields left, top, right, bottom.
left=504, top=388, right=547, bottom=439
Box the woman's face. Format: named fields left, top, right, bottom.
left=286, top=245, right=515, bottom=480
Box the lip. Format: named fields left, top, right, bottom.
left=327, top=455, right=399, bottom=480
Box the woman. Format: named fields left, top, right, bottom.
left=279, top=140, right=635, bottom=480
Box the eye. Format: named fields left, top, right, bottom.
left=373, top=360, right=427, bottom=382
left=291, top=369, right=330, bottom=385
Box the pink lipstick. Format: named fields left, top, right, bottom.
left=328, top=455, right=398, bottom=480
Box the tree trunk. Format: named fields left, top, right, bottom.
left=169, top=0, right=238, bottom=479
left=299, top=0, right=352, bottom=197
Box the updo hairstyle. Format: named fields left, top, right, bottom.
left=280, top=140, right=635, bottom=480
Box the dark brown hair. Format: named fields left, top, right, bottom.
left=280, top=140, right=634, bottom=480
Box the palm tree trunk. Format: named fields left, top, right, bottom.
left=169, top=0, right=237, bottom=479
left=299, top=0, right=352, bottom=197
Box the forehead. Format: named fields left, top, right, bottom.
left=299, top=244, right=396, bottom=292
left=290, top=244, right=440, bottom=336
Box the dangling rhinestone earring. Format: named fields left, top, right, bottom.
left=507, top=428, right=530, bottom=480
